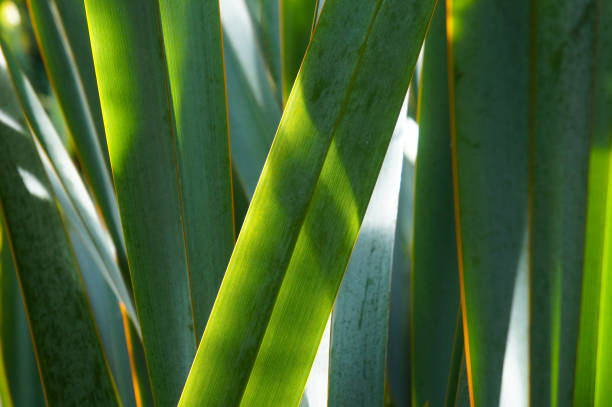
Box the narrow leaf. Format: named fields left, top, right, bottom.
left=412, top=2, right=460, bottom=406
left=53, top=0, right=108, bottom=157
left=158, top=0, right=235, bottom=339
left=179, top=0, right=437, bottom=405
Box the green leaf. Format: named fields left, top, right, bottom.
left=0, top=98, right=119, bottom=407
left=328, top=129, right=405, bottom=406
left=280, top=0, right=318, bottom=104
left=25, top=0, right=125, bottom=275
left=447, top=0, right=530, bottom=405
left=83, top=0, right=198, bottom=404
left=179, top=0, right=436, bottom=404
left=530, top=1, right=595, bottom=406
left=0, top=38, right=138, bottom=331
left=411, top=3, right=460, bottom=407
left=574, top=2, right=612, bottom=406
left=1, top=223, right=44, bottom=407
left=158, top=0, right=235, bottom=339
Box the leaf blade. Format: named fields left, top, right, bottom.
left=158, top=0, right=235, bottom=340
left=411, top=3, right=460, bottom=406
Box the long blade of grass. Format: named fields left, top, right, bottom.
left=25, top=0, right=125, bottom=273
left=446, top=0, right=530, bottom=405
left=411, top=3, right=459, bottom=407
left=157, top=0, right=235, bottom=339
left=574, top=2, right=612, bottom=406
left=328, top=128, right=405, bottom=406
left=0, top=39, right=137, bottom=330
left=179, top=0, right=437, bottom=404
left=0, top=106, right=119, bottom=407
left=279, top=0, right=318, bottom=104
left=530, top=1, right=595, bottom=406
left=83, top=0, right=205, bottom=404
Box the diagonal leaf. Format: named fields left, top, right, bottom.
left=0, top=39, right=137, bottom=330
left=26, top=0, right=125, bottom=273
left=179, top=0, right=437, bottom=404
left=574, top=2, right=612, bottom=406
left=411, top=2, right=460, bottom=406
left=0, top=105, right=119, bottom=407
left=328, top=129, right=405, bottom=406
left=158, top=0, right=235, bottom=339
left=447, top=0, right=530, bottom=405
left=53, top=0, right=108, bottom=158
